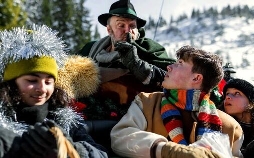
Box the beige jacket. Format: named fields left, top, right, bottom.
left=111, top=92, right=243, bottom=158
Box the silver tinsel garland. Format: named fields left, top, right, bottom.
left=0, top=24, right=68, bottom=81
left=0, top=102, right=84, bottom=136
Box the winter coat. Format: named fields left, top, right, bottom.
left=0, top=102, right=108, bottom=158
left=238, top=122, right=254, bottom=157
left=77, top=28, right=175, bottom=71
left=111, top=92, right=243, bottom=158
left=76, top=29, right=175, bottom=120
left=240, top=122, right=254, bottom=149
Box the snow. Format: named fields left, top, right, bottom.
left=146, top=16, right=254, bottom=84
left=85, top=1, right=254, bottom=85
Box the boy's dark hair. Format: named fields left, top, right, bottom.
left=176, top=45, right=223, bottom=93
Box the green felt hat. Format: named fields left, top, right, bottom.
left=98, top=0, right=146, bottom=28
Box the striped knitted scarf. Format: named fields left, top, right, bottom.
left=161, top=89, right=222, bottom=145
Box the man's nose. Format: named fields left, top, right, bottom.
left=124, top=26, right=131, bottom=33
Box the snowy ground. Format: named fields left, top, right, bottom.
left=146, top=17, right=254, bottom=85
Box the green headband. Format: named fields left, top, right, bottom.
left=3, top=56, right=58, bottom=81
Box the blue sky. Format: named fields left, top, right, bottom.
left=85, top=0, right=254, bottom=36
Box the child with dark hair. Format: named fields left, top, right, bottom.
left=0, top=25, right=107, bottom=158
left=223, top=78, right=254, bottom=158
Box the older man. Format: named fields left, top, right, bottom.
left=77, top=0, right=175, bottom=119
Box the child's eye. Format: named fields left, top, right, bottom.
left=234, top=92, right=240, bottom=95
left=177, top=60, right=183, bottom=64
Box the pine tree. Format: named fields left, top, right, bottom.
left=24, top=0, right=43, bottom=25
left=177, top=13, right=188, bottom=22
left=221, top=5, right=231, bottom=18
left=158, top=16, right=167, bottom=27
left=145, top=16, right=156, bottom=29
left=41, top=0, right=53, bottom=26
left=23, top=0, right=92, bottom=53
left=72, top=0, right=92, bottom=52
left=169, top=15, right=174, bottom=26
left=93, top=25, right=101, bottom=40
left=0, top=0, right=27, bottom=30
left=191, top=9, right=196, bottom=19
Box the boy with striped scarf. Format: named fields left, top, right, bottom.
left=111, top=45, right=243, bottom=158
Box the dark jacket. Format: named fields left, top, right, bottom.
left=0, top=102, right=108, bottom=158
left=76, top=29, right=175, bottom=121
left=77, top=28, right=175, bottom=71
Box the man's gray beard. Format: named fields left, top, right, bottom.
left=110, top=35, right=118, bottom=46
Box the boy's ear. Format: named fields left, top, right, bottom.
left=193, top=74, right=203, bottom=83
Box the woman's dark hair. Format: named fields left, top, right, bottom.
left=0, top=80, right=72, bottom=112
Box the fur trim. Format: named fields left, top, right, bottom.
left=56, top=55, right=100, bottom=98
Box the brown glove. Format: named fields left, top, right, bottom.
left=161, top=141, right=222, bottom=158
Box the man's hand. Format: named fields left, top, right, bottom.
left=114, top=41, right=134, bottom=57
left=114, top=41, right=152, bottom=82
left=126, top=32, right=135, bottom=43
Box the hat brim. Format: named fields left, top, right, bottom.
left=98, top=13, right=146, bottom=28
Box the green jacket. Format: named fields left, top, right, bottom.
left=77, top=28, right=175, bottom=70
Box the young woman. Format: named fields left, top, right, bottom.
left=0, top=25, right=108, bottom=158
left=223, top=78, right=254, bottom=158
